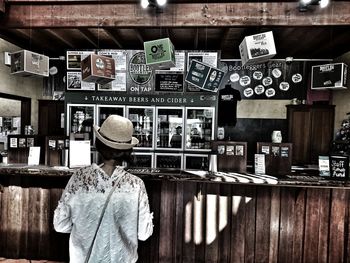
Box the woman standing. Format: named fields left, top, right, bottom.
left=54, top=115, right=153, bottom=263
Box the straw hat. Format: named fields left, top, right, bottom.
left=93, top=115, right=139, bottom=150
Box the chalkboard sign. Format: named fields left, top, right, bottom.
left=155, top=71, right=184, bottom=92
left=330, top=155, right=349, bottom=179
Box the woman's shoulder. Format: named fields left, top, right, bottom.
left=121, top=170, right=146, bottom=188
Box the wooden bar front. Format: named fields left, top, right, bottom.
left=1, top=169, right=350, bottom=263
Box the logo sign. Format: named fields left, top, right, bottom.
left=144, top=38, right=176, bottom=68
left=128, top=52, right=153, bottom=85
left=185, top=60, right=225, bottom=92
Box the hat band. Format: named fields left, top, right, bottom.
left=99, top=130, right=132, bottom=144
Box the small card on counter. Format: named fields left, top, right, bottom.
left=28, top=146, right=41, bottom=165
left=69, top=140, right=91, bottom=168
left=255, top=154, right=266, bottom=175
left=318, top=156, right=330, bottom=177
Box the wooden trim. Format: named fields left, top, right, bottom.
left=1, top=2, right=350, bottom=28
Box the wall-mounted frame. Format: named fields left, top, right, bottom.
left=126, top=106, right=155, bottom=150
left=155, top=152, right=183, bottom=169
left=130, top=152, right=154, bottom=168
left=96, top=105, right=125, bottom=127
left=155, top=106, right=184, bottom=151
left=185, top=107, right=215, bottom=151
left=184, top=154, right=209, bottom=171
left=66, top=104, right=96, bottom=144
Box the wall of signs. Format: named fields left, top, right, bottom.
left=65, top=49, right=219, bottom=95
left=219, top=60, right=311, bottom=100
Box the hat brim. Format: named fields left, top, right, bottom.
left=93, top=125, right=139, bottom=150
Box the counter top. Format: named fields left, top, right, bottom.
left=0, top=164, right=349, bottom=188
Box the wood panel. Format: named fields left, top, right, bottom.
left=2, top=2, right=350, bottom=28
left=1, top=178, right=350, bottom=263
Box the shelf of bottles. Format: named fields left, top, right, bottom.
left=155, top=152, right=183, bottom=169
left=129, top=152, right=154, bottom=168
left=185, top=107, right=214, bottom=151
left=126, top=106, right=155, bottom=149
left=156, top=107, right=184, bottom=150
left=67, top=104, right=95, bottom=143
left=97, top=105, right=125, bottom=126
left=184, top=154, right=209, bottom=170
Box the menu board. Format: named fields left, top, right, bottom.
left=66, top=50, right=95, bottom=70
left=155, top=71, right=184, bottom=92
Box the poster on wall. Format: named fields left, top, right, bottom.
left=219, top=60, right=307, bottom=99
left=127, top=50, right=154, bottom=94
left=186, top=52, right=218, bottom=92
left=66, top=50, right=95, bottom=70
left=67, top=72, right=95, bottom=91
left=97, top=50, right=128, bottom=92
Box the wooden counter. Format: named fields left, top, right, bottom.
left=0, top=166, right=350, bottom=262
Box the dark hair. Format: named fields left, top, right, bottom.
left=95, top=138, right=133, bottom=164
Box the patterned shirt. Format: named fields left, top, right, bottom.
left=53, top=163, right=153, bottom=263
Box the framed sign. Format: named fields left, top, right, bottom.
left=185, top=60, right=225, bottom=92
left=155, top=71, right=184, bottom=92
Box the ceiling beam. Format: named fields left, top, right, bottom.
left=43, top=29, right=75, bottom=48
left=13, top=29, right=59, bottom=53
left=78, top=28, right=99, bottom=48
left=103, top=28, right=123, bottom=48
left=1, top=2, right=350, bottom=28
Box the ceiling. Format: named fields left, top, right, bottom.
left=0, top=0, right=350, bottom=60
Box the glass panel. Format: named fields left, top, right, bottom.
left=157, top=108, right=183, bottom=149
left=127, top=107, right=154, bottom=148
left=68, top=105, right=95, bottom=142
left=155, top=154, right=182, bottom=169
left=130, top=154, right=153, bottom=168
left=98, top=106, right=124, bottom=126
left=186, top=108, right=214, bottom=150
left=185, top=155, right=209, bottom=170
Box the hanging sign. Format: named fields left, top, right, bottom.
left=81, top=54, right=116, bottom=85
left=144, top=38, right=176, bottom=69
left=185, top=60, right=225, bottom=92
left=311, top=63, right=348, bottom=90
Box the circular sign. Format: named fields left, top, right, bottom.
left=240, top=75, right=251, bottom=87
left=272, top=68, right=282, bottom=78
left=265, top=88, right=276, bottom=98
left=243, top=88, right=254, bottom=97
left=292, top=73, right=302, bottom=83
left=128, top=52, right=153, bottom=85
left=262, top=77, right=273, bottom=86
left=279, top=82, right=290, bottom=91
left=254, top=85, right=265, bottom=95
left=230, top=73, right=240, bottom=82
left=253, top=71, right=263, bottom=80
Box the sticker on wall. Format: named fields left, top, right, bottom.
left=272, top=68, right=282, bottom=78
left=239, top=75, right=251, bottom=86
left=265, top=88, right=276, bottom=97
left=292, top=73, right=303, bottom=83
left=243, top=88, right=254, bottom=97
left=253, top=71, right=263, bottom=80
left=262, top=77, right=273, bottom=86
left=279, top=82, right=290, bottom=91
left=230, top=73, right=240, bottom=82
left=254, top=85, right=265, bottom=95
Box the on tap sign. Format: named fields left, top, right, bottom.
left=185, top=60, right=225, bottom=93
left=144, top=38, right=176, bottom=69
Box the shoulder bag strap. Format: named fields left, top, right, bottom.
left=84, top=174, right=124, bottom=263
